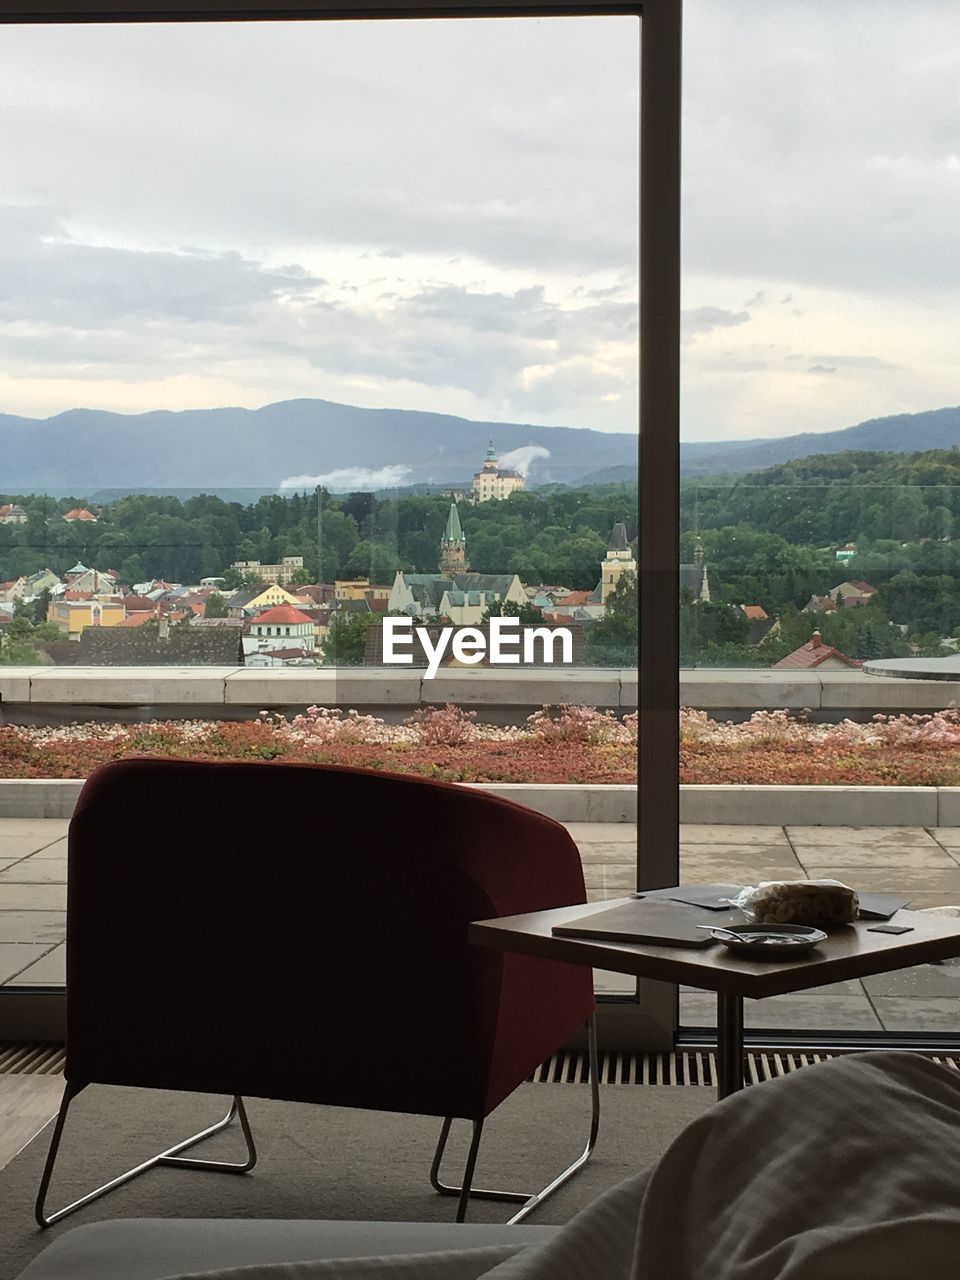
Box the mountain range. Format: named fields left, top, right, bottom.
left=2, top=398, right=960, bottom=496
left=0, top=399, right=635, bottom=495
left=680, top=406, right=960, bottom=475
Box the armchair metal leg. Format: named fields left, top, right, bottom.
left=35, top=1083, right=258, bottom=1229
left=429, top=1013, right=601, bottom=1224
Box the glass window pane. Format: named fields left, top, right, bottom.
left=680, top=0, right=960, bottom=1037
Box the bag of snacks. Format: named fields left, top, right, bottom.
left=728, top=879, right=859, bottom=927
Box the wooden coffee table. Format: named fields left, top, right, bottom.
left=470, top=898, right=960, bottom=1098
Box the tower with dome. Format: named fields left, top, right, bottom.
left=472, top=439, right=525, bottom=503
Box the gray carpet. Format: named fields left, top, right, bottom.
left=0, top=1083, right=713, bottom=1280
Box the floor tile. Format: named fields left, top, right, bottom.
left=897, top=893, right=960, bottom=910
left=821, top=868, right=960, bottom=893
left=928, top=829, right=960, bottom=849
left=0, top=943, right=50, bottom=984
left=862, top=962, right=960, bottom=999
left=785, top=826, right=938, bottom=847
left=0, top=861, right=67, bottom=884
left=680, top=991, right=883, bottom=1031
left=0, top=883, right=67, bottom=911
left=576, top=842, right=639, bottom=865
left=793, top=845, right=958, bottom=870
left=0, top=912, right=66, bottom=944
left=872, top=997, right=960, bottom=1033
left=0, top=820, right=69, bottom=840
left=9, top=943, right=65, bottom=986
left=0, top=832, right=66, bottom=860
left=680, top=825, right=789, bottom=846
left=20, top=837, right=68, bottom=859
left=593, top=969, right=636, bottom=996
left=564, top=823, right=636, bottom=843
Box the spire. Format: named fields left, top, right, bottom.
left=444, top=502, right=464, bottom=544
left=485, top=438, right=497, bottom=463
left=439, top=502, right=469, bottom=574
left=608, top=522, right=629, bottom=552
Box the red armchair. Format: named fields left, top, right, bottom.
left=37, top=758, right=598, bottom=1227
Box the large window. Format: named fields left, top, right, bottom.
left=679, top=0, right=960, bottom=1039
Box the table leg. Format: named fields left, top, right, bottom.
left=716, top=992, right=744, bottom=1099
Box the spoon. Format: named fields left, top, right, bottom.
left=697, top=924, right=752, bottom=943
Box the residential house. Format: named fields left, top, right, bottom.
left=0, top=503, right=27, bottom=524
left=773, top=630, right=861, bottom=670
left=62, top=507, right=98, bottom=523
left=244, top=604, right=317, bottom=659
left=63, top=563, right=118, bottom=595
left=226, top=582, right=302, bottom=619
left=804, top=580, right=878, bottom=614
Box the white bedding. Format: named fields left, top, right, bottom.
left=169, top=1052, right=960, bottom=1280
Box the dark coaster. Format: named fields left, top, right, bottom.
left=867, top=923, right=914, bottom=935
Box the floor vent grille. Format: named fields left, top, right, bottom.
left=5, top=1043, right=960, bottom=1086
left=532, top=1051, right=960, bottom=1086
left=0, top=1042, right=66, bottom=1075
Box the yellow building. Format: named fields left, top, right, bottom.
left=334, top=579, right=391, bottom=602
left=599, top=523, right=637, bottom=604
left=48, top=598, right=126, bottom=637
left=227, top=583, right=302, bottom=619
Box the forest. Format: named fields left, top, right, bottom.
left=5, top=446, right=960, bottom=667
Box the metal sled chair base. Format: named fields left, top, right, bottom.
left=429, top=1014, right=601, bottom=1224
left=35, top=1083, right=258, bottom=1229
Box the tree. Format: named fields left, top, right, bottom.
left=321, top=612, right=381, bottom=666
left=480, top=599, right=543, bottom=623
left=204, top=592, right=228, bottom=619
left=584, top=573, right=637, bottom=666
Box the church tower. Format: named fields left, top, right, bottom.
left=439, top=503, right=469, bottom=575
left=600, top=522, right=637, bottom=603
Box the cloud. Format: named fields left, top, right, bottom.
left=681, top=307, right=751, bottom=339
left=498, top=445, right=551, bottom=478
left=279, top=465, right=413, bottom=492
left=807, top=364, right=837, bottom=374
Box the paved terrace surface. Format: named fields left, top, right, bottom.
left=2, top=820, right=959, bottom=1035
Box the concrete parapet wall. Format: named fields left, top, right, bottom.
left=6, top=777, right=960, bottom=826
left=3, top=665, right=960, bottom=725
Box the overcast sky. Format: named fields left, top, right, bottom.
left=0, top=2, right=957, bottom=442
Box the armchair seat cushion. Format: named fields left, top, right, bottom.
left=17, top=1218, right=559, bottom=1280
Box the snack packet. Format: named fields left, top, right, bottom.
left=728, top=879, right=859, bottom=927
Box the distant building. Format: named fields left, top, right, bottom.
left=738, top=604, right=776, bottom=645
left=439, top=504, right=469, bottom=575
left=598, top=522, right=637, bottom=604
left=245, top=604, right=317, bottom=662
left=334, top=579, right=391, bottom=603
left=0, top=503, right=27, bottom=525
left=835, top=543, right=857, bottom=563
left=62, top=507, right=98, bottom=523
left=47, top=597, right=125, bottom=637
left=804, top=580, right=878, bottom=614
left=226, top=582, right=302, bottom=619
left=63, top=563, right=117, bottom=596
left=472, top=440, right=524, bottom=504
left=680, top=537, right=711, bottom=602
left=773, top=630, right=861, bottom=670
left=389, top=573, right=527, bottom=626
left=230, top=555, right=304, bottom=586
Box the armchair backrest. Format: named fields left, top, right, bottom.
left=65, top=758, right=594, bottom=1120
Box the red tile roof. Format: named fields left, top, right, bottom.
left=251, top=605, right=314, bottom=626
left=773, top=632, right=861, bottom=670
left=741, top=605, right=768, bottom=620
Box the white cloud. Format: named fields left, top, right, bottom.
left=498, top=445, right=551, bottom=479
left=279, top=465, right=413, bottom=492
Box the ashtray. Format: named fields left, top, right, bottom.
left=703, top=923, right=828, bottom=957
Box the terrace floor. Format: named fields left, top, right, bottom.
left=2, top=820, right=959, bottom=1035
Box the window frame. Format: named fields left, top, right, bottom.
left=2, top=0, right=683, bottom=1044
